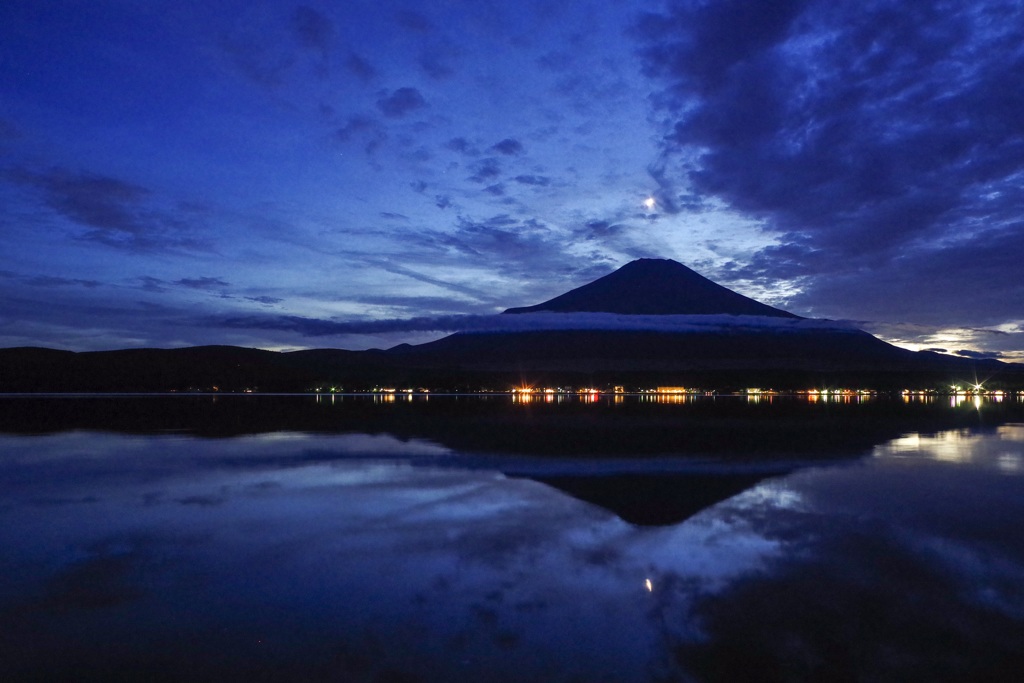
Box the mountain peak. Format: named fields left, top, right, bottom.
left=503, top=258, right=798, bottom=318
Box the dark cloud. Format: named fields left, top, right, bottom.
left=406, top=214, right=613, bottom=289
left=352, top=258, right=491, bottom=301
left=380, top=212, right=409, bottom=221
left=353, top=294, right=494, bottom=314
left=335, top=115, right=377, bottom=140
left=370, top=213, right=620, bottom=299
left=637, top=0, right=1024, bottom=320
left=292, top=6, right=333, bottom=54
left=484, top=184, right=505, bottom=196
left=376, top=87, right=427, bottom=118
left=578, top=220, right=624, bottom=240
left=468, top=158, right=502, bottom=183
left=438, top=214, right=529, bottom=258
left=317, top=102, right=336, bottom=121
left=175, top=277, right=228, bottom=290
left=336, top=115, right=387, bottom=154
left=446, top=137, right=479, bottom=156
left=490, top=138, right=524, bottom=155
left=400, top=144, right=432, bottom=163
left=435, top=195, right=453, bottom=209
left=8, top=167, right=148, bottom=232
left=221, top=6, right=329, bottom=82
left=419, top=51, right=456, bottom=80
left=5, top=167, right=204, bottom=252
left=219, top=17, right=297, bottom=87
left=775, top=224, right=1024, bottom=325
left=137, top=277, right=167, bottom=293
left=345, top=52, right=376, bottom=82
left=638, top=1, right=808, bottom=96
left=513, top=175, right=551, bottom=186
left=213, top=313, right=462, bottom=336
left=537, top=51, right=573, bottom=72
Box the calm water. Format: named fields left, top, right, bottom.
left=1, top=395, right=1023, bottom=681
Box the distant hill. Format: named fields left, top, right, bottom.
left=1, top=259, right=1020, bottom=392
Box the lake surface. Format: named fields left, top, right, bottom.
left=2, top=394, right=1023, bottom=681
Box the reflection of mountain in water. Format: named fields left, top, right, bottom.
left=3, top=395, right=1022, bottom=526
left=529, top=472, right=774, bottom=526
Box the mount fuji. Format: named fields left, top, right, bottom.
left=387, top=258, right=977, bottom=387
left=503, top=258, right=797, bottom=318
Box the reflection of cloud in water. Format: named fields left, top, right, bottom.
left=884, top=429, right=975, bottom=462
left=728, top=480, right=806, bottom=512
left=663, top=431, right=1024, bottom=680
left=998, top=424, right=1024, bottom=442
left=624, top=479, right=813, bottom=589
left=998, top=453, right=1024, bottom=474
left=3, top=424, right=1024, bottom=680
left=877, top=426, right=1024, bottom=473
left=631, top=510, right=783, bottom=592
left=902, top=530, right=1024, bottom=621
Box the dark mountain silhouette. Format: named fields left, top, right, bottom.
left=504, top=258, right=798, bottom=317
left=0, top=258, right=1020, bottom=392
left=387, top=259, right=1016, bottom=388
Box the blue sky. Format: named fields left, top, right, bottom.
left=2, top=0, right=1022, bottom=361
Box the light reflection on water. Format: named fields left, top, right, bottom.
left=879, top=424, right=1024, bottom=472
left=2, top=405, right=1024, bottom=680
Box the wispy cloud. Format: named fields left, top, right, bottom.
left=8, top=167, right=149, bottom=232
left=376, top=87, right=427, bottom=118
left=292, top=6, right=333, bottom=55
left=490, top=138, right=524, bottom=156
left=468, top=158, right=502, bottom=183
left=211, top=311, right=859, bottom=338
left=0, top=270, right=104, bottom=289
left=174, top=277, right=229, bottom=290
left=513, top=174, right=552, bottom=186
left=245, top=296, right=283, bottom=305
left=5, top=167, right=208, bottom=252
left=335, top=115, right=388, bottom=154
